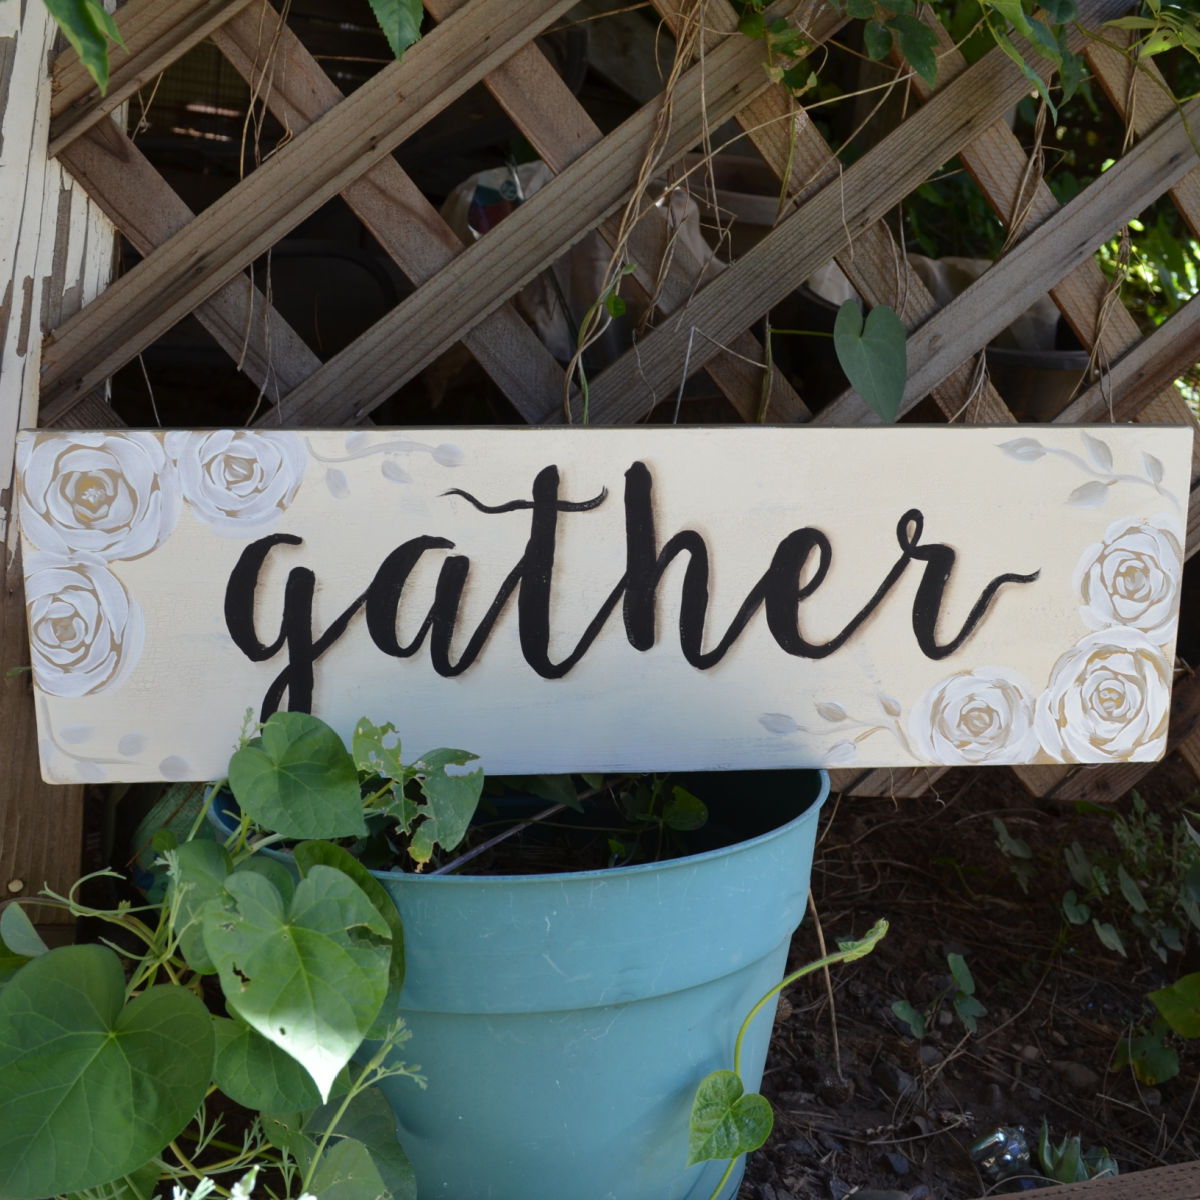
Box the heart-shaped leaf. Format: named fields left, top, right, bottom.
left=211, top=1016, right=324, bottom=1113
left=167, top=838, right=233, bottom=974
left=687, top=1069, right=774, bottom=1166
left=0, top=945, right=212, bottom=1198
left=202, top=866, right=391, bottom=1101
left=307, top=1087, right=418, bottom=1200
left=833, top=300, right=907, bottom=422
left=308, top=1136, right=390, bottom=1200
left=229, top=711, right=366, bottom=840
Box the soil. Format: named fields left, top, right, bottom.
left=735, top=753, right=1200, bottom=1200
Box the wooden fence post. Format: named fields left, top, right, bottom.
left=1, top=2, right=115, bottom=928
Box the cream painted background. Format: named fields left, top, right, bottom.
left=16, top=426, right=1191, bottom=782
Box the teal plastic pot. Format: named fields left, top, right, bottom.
left=369, top=768, right=828, bottom=1200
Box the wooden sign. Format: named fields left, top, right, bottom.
left=15, top=426, right=1191, bottom=784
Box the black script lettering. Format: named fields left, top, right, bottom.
left=896, top=510, right=1040, bottom=659
left=445, top=466, right=625, bottom=678
left=225, top=535, right=366, bottom=718
left=623, top=462, right=769, bottom=669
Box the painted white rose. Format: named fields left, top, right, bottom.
left=908, top=668, right=1039, bottom=764
left=25, top=554, right=145, bottom=697
left=1035, top=628, right=1171, bottom=763
left=1074, top=516, right=1182, bottom=644
left=166, top=431, right=306, bottom=537
left=17, top=432, right=180, bottom=560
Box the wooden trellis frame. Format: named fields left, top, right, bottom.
left=4, top=0, right=1200, bottom=899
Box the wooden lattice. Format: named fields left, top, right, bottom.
left=27, top=0, right=1200, bottom=807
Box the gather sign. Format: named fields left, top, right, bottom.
left=16, top=426, right=1191, bottom=783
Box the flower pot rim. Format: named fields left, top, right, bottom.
left=207, top=766, right=829, bottom=887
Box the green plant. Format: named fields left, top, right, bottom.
left=34, top=0, right=423, bottom=94
left=0, top=805, right=421, bottom=1199
left=687, top=918, right=889, bottom=1200
left=891, top=949, right=987, bottom=1037
left=1060, top=790, right=1200, bottom=962
left=1037, top=1120, right=1118, bottom=1183
left=1116, top=970, right=1200, bottom=1084
left=0, top=708, right=493, bottom=1200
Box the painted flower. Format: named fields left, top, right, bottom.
left=17, top=432, right=180, bottom=560
left=24, top=554, right=145, bottom=697
left=1035, top=628, right=1172, bottom=763
left=908, top=668, right=1039, bottom=764
left=1074, top=516, right=1182, bottom=644
left=166, top=431, right=306, bottom=537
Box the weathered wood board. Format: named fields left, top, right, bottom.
left=14, top=426, right=1191, bottom=783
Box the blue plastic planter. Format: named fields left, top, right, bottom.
left=370, top=769, right=829, bottom=1200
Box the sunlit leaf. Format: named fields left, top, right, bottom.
left=230, top=711, right=365, bottom=840
left=202, top=867, right=391, bottom=1101
left=687, top=1070, right=773, bottom=1166
left=0, top=946, right=211, bottom=1198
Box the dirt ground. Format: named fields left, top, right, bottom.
left=737, top=753, right=1200, bottom=1200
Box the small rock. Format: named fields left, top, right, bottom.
left=828, top=1178, right=854, bottom=1200
left=1141, top=1087, right=1162, bottom=1107
left=818, top=1131, right=845, bottom=1155
left=937, top=1009, right=955, bottom=1028
left=1025, top=1084, right=1043, bottom=1101
left=882, top=1151, right=911, bottom=1176
left=819, top=1076, right=855, bottom=1106
left=1020, top=1044, right=1040, bottom=1063
left=1054, top=1060, right=1101, bottom=1092
left=984, top=1082, right=1004, bottom=1107
left=918, top=1043, right=943, bottom=1067
left=759, top=1186, right=777, bottom=1200
left=852, top=1191, right=913, bottom=1200
left=778, top=1090, right=815, bottom=1106
left=910, top=1188, right=933, bottom=1200
left=786, top=1137, right=817, bottom=1157
left=775, top=994, right=794, bottom=1022
left=872, top=1059, right=917, bottom=1098
left=1050, top=1030, right=1069, bottom=1047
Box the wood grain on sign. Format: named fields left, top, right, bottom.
left=14, top=427, right=1192, bottom=784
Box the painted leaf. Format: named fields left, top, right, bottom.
left=833, top=300, right=906, bottom=422
left=878, top=693, right=902, bottom=717
left=381, top=459, right=411, bottom=483
left=0, top=945, right=212, bottom=1199
left=1149, top=973, right=1200, bottom=1039
left=687, top=1070, right=774, bottom=1166
left=326, top=468, right=350, bottom=499
left=1067, top=480, right=1109, bottom=508
left=229, top=711, right=366, bottom=840
left=1082, top=431, right=1114, bottom=471
left=367, top=0, right=423, bottom=59
left=201, top=867, right=391, bottom=1101
left=759, top=712, right=799, bottom=734
left=816, top=701, right=849, bottom=722
left=1143, top=452, right=1165, bottom=484
left=211, top=1016, right=323, bottom=1112
left=999, top=436, right=1046, bottom=462
left=826, top=739, right=858, bottom=765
